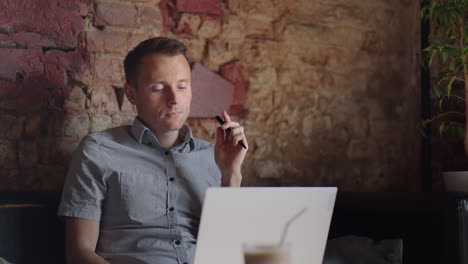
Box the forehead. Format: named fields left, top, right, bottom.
left=137, top=53, right=191, bottom=83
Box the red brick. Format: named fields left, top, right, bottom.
left=228, top=104, right=248, bottom=117
left=0, top=81, right=18, bottom=98
left=220, top=61, right=248, bottom=104
left=0, top=48, right=44, bottom=81
left=0, top=140, right=18, bottom=169
left=16, top=76, right=49, bottom=112
left=14, top=32, right=56, bottom=47
left=64, top=113, right=89, bottom=137
left=2, top=70, right=70, bottom=113
left=94, top=2, right=137, bottom=28
left=44, top=48, right=90, bottom=73
left=24, top=114, right=43, bottom=138
left=0, top=32, right=56, bottom=48
left=40, top=109, right=67, bottom=137
left=18, top=140, right=39, bottom=166
left=90, top=84, right=120, bottom=114
left=37, top=136, right=77, bottom=165
left=245, top=16, right=273, bottom=40
left=0, top=35, right=16, bottom=48
left=93, top=56, right=125, bottom=84
left=226, top=0, right=241, bottom=14
left=86, top=30, right=130, bottom=55
left=190, top=63, right=234, bottom=118
left=160, top=0, right=223, bottom=33
left=45, top=64, right=66, bottom=89
left=158, top=0, right=178, bottom=33
left=175, top=13, right=201, bottom=36
left=7, top=74, right=65, bottom=113
left=0, top=0, right=88, bottom=49
left=138, top=6, right=163, bottom=28
left=198, top=16, right=221, bottom=38
left=47, top=88, right=67, bottom=110
left=77, top=1, right=93, bottom=16
left=127, top=33, right=152, bottom=53
left=176, top=0, right=222, bottom=16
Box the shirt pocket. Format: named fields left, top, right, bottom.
left=119, top=172, right=164, bottom=219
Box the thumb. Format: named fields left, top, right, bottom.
left=215, top=127, right=224, bottom=147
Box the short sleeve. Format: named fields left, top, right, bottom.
left=57, top=135, right=109, bottom=221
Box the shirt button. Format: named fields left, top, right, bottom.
left=169, top=177, right=175, bottom=182
left=175, top=240, right=181, bottom=245
left=169, top=207, right=174, bottom=212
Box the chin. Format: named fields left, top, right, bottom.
left=163, top=121, right=185, bottom=131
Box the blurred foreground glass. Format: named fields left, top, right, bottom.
left=243, top=243, right=290, bottom=264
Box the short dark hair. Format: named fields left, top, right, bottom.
left=124, top=37, right=188, bottom=86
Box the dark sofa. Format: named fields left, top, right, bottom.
left=329, top=192, right=468, bottom=264
left=0, top=192, right=64, bottom=264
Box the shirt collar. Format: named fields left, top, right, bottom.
left=131, top=117, right=194, bottom=152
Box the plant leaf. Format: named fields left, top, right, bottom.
left=438, top=96, right=444, bottom=111
left=445, top=47, right=460, bottom=57
left=456, top=126, right=465, bottom=139
left=447, top=75, right=456, bottom=97
left=433, top=84, right=442, bottom=99
left=449, top=60, right=456, bottom=71
left=428, top=49, right=437, bottom=67
left=442, top=48, right=449, bottom=63
left=439, top=122, right=446, bottom=136
left=424, top=44, right=435, bottom=52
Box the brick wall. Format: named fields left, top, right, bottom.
left=0, top=0, right=421, bottom=191
left=0, top=0, right=93, bottom=190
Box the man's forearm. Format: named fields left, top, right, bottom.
left=221, top=170, right=242, bottom=187
left=68, top=248, right=109, bottom=264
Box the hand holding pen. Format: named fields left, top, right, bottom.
left=214, top=111, right=248, bottom=186
left=215, top=115, right=247, bottom=149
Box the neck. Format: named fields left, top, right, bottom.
left=137, top=116, right=182, bottom=148
left=152, top=130, right=181, bottom=148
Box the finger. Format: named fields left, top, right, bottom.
left=242, top=136, right=249, bottom=149
left=222, top=111, right=231, bottom=123
left=237, top=130, right=248, bottom=149
left=221, top=121, right=240, bottom=131
left=230, top=126, right=244, bottom=136
left=230, top=133, right=246, bottom=147
left=215, top=127, right=224, bottom=146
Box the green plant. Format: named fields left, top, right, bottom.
left=420, top=0, right=468, bottom=153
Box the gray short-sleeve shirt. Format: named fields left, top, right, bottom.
left=58, top=118, right=221, bottom=264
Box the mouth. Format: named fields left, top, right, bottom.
left=164, top=111, right=182, bottom=118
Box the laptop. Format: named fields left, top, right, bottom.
left=193, top=187, right=337, bottom=264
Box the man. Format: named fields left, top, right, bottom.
left=58, top=37, right=248, bottom=264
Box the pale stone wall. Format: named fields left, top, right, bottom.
left=189, top=0, right=422, bottom=191
left=0, top=0, right=421, bottom=191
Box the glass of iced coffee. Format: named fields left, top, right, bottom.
left=243, top=243, right=290, bottom=264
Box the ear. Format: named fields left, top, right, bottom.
left=124, top=83, right=137, bottom=105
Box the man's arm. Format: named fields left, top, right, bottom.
left=65, top=217, right=109, bottom=264
left=214, top=111, right=248, bottom=187
left=220, top=170, right=242, bottom=187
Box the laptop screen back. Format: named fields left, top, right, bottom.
left=194, top=187, right=337, bottom=264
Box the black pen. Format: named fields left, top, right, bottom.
left=215, top=115, right=247, bottom=149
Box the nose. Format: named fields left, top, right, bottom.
left=165, top=86, right=179, bottom=105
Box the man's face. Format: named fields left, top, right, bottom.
left=125, top=53, right=192, bottom=135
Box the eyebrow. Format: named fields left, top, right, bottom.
left=150, top=79, right=189, bottom=85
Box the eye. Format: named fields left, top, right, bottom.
left=151, top=84, right=164, bottom=92
left=178, top=85, right=187, bottom=90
